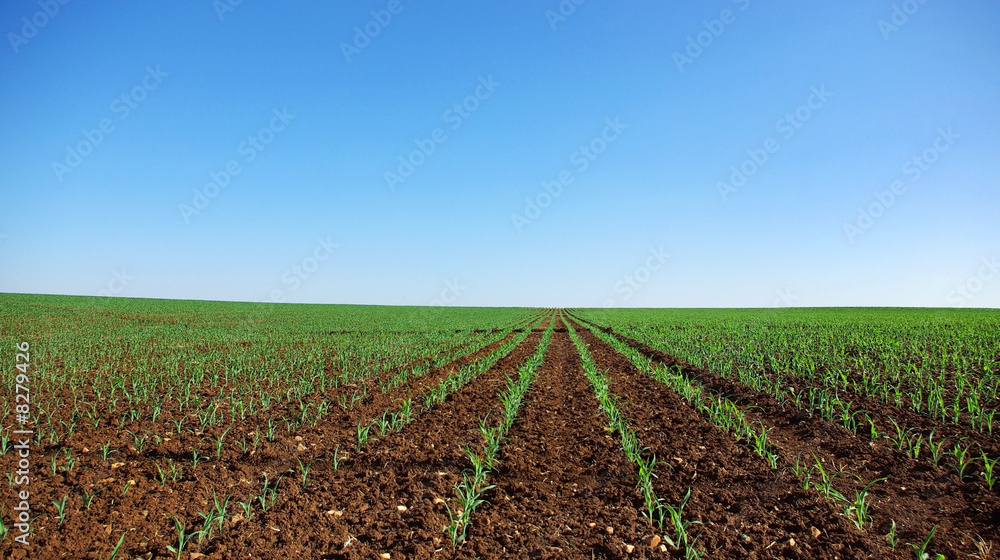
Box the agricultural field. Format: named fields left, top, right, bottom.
left=1, top=294, right=999, bottom=559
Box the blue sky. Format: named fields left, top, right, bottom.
left=1, top=0, right=998, bottom=308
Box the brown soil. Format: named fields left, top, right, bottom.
left=456, top=321, right=656, bottom=559
left=205, top=328, right=548, bottom=559
left=571, top=315, right=1000, bottom=559
left=0, top=326, right=533, bottom=559
left=6, top=312, right=996, bottom=559
left=573, top=322, right=891, bottom=558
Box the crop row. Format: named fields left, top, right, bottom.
left=566, top=320, right=702, bottom=558
left=576, top=315, right=1000, bottom=494
left=442, top=315, right=556, bottom=546
left=574, top=320, right=901, bottom=537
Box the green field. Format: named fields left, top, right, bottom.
left=1, top=294, right=999, bottom=558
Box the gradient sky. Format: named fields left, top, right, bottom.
left=1, top=1, right=998, bottom=308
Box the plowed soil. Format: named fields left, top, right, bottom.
left=571, top=314, right=1000, bottom=559
left=4, top=311, right=996, bottom=559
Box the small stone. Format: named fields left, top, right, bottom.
left=810, top=527, right=821, bottom=538
left=658, top=544, right=668, bottom=553
left=606, top=526, right=614, bottom=535
left=787, top=538, right=796, bottom=547
left=82, top=447, right=89, bottom=453
left=190, top=554, right=206, bottom=560
left=740, top=534, right=751, bottom=543
left=433, top=497, right=446, bottom=505
left=642, top=535, right=662, bottom=548
left=111, top=462, right=125, bottom=469
left=294, top=436, right=303, bottom=441
left=625, top=544, right=635, bottom=554
left=379, top=554, right=391, bottom=559
left=297, top=443, right=307, bottom=452
left=397, top=505, right=407, bottom=512
left=588, top=522, right=596, bottom=528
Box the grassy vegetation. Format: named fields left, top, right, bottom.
left=0, top=293, right=543, bottom=452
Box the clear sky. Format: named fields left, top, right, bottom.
left=1, top=1, right=998, bottom=308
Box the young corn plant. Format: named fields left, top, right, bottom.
left=257, top=476, right=280, bottom=512
left=296, top=457, right=316, bottom=488
left=443, top=473, right=494, bottom=548
left=108, top=533, right=127, bottom=560
left=905, top=431, right=924, bottom=460
left=125, top=430, right=147, bottom=454
left=355, top=422, right=374, bottom=451
left=165, top=514, right=201, bottom=560
left=330, top=445, right=344, bottom=471
left=237, top=498, right=255, bottom=521
left=809, top=456, right=848, bottom=503
left=52, top=495, right=68, bottom=524
left=197, top=490, right=230, bottom=543
left=61, top=448, right=77, bottom=472
left=886, top=519, right=899, bottom=548
left=206, top=425, right=232, bottom=461
left=950, top=442, right=975, bottom=480
left=982, top=452, right=997, bottom=490
left=658, top=489, right=703, bottom=560
left=843, top=477, right=886, bottom=530
left=908, top=524, right=943, bottom=560
left=926, top=430, right=948, bottom=467
left=153, top=463, right=169, bottom=486
left=81, top=488, right=101, bottom=510
left=789, top=453, right=812, bottom=490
